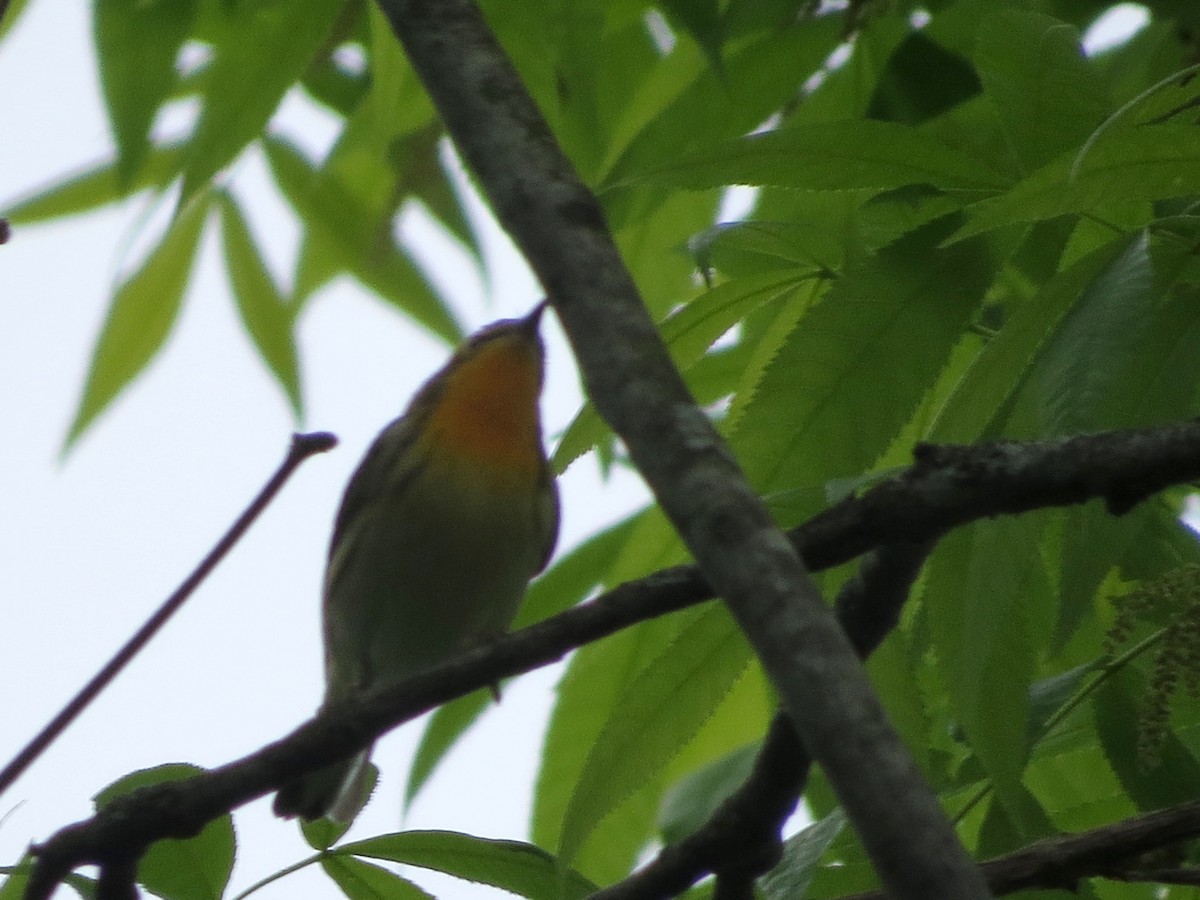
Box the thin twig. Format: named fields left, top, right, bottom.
left=0, top=432, right=337, bottom=803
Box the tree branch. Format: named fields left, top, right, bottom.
left=841, top=796, right=1200, bottom=898
left=23, top=421, right=1200, bottom=898
left=375, top=1, right=990, bottom=897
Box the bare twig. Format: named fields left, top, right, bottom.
left=0, top=432, right=337, bottom=804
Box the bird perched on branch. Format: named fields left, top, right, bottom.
left=274, top=301, right=560, bottom=822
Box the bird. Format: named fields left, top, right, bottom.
left=274, top=301, right=560, bottom=822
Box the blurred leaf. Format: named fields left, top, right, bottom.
left=2, top=144, right=185, bottom=223
left=658, top=742, right=758, bottom=845
left=65, top=192, right=209, bottom=450
left=180, top=0, right=343, bottom=202
left=866, top=30, right=981, bottom=126
left=405, top=690, right=491, bottom=810
left=952, top=125, right=1200, bottom=240
left=263, top=135, right=462, bottom=343
left=558, top=604, right=752, bottom=863
left=0, top=0, right=31, bottom=42
left=623, top=120, right=1006, bottom=193
left=300, top=765, right=376, bottom=851
left=345, top=831, right=597, bottom=899
left=93, top=0, right=195, bottom=184
left=760, top=810, right=846, bottom=900
left=217, top=192, right=302, bottom=414
left=659, top=0, right=723, bottom=71
left=973, top=9, right=1110, bottom=172
left=320, top=856, right=432, bottom=899
left=94, top=764, right=234, bottom=900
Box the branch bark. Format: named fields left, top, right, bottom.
left=842, top=797, right=1200, bottom=898
left=374, top=1, right=990, bottom=897
left=23, top=422, right=1200, bottom=897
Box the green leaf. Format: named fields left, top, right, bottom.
left=760, top=810, right=846, bottom=900
left=217, top=192, right=302, bottom=414
left=731, top=218, right=991, bottom=496
left=65, top=192, right=209, bottom=450
left=93, top=0, right=196, bottom=184
left=973, top=9, right=1110, bottom=172
left=180, top=0, right=343, bottom=202
left=533, top=511, right=692, bottom=882
left=558, top=604, right=752, bottom=863
left=320, top=856, right=432, bottom=900
left=951, top=125, right=1200, bottom=240
left=552, top=272, right=802, bottom=472
left=1028, top=231, right=1154, bottom=436
left=658, top=743, right=758, bottom=845
left=2, top=144, right=185, bottom=223
left=622, top=120, right=1006, bottom=193
left=94, top=764, right=234, bottom=900
left=405, top=691, right=491, bottom=810
left=659, top=0, right=724, bottom=71
left=344, top=831, right=597, bottom=900
left=263, top=136, right=462, bottom=343
left=922, top=517, right=1047, bottom=800
left=929, top=235, right=1127, bottom=442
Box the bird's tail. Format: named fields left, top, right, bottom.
left=273, top=749, right=373, bottom=823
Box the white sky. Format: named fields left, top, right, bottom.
left=0, top=2, right=1152, bottom=898
left=0, top=4, right=647, bottom=897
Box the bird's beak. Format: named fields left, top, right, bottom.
left=520, top=299, right=549, bottom=335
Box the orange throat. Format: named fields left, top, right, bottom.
left=423, top=337, right=543, bottom=476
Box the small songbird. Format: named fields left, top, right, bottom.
left=274, top=302, right=560, bottom=822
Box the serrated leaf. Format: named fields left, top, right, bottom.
left=922, top=517, right=1047, bottom=800
left=951, top=125, right=1200, bottom=241
left=65, top=192, right=209, bottom=450
left=344, top=831, right=597, bottom=900
left=320, top=856, right=432, bottom=900
left=731, top=218, right=991, bottom=497
left=558, top=604, right=752, bottom=863
left=94, top=0, right=195, bottom=184
left=929, top=235, right=1126, bottom=442
left=760, top=810, right=846, bottom=900
left=217, top=192, right=302, bottom=414
left=2, top=144, right=185, bottom=223
left=94, top=764, right=234, bottom=900
left=1032, top=231, right=1154, bottom=435
left=551, top=272, right=801, bottom=472
left=263, top=135, right=461, bottom=343
left=973, top=9, right=1110, bottom=172
left=180, top=0, right=342, bottom=202
left=623, top=120, right=1006, bottom=193
left=301, top=765, right=377, bottom=851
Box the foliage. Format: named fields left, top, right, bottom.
left=5, top=0, right=1200, bottom=896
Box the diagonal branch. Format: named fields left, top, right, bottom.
left=23, top=421, right=1200, bottom=898
left=375, top=1, right=990, bottom=897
